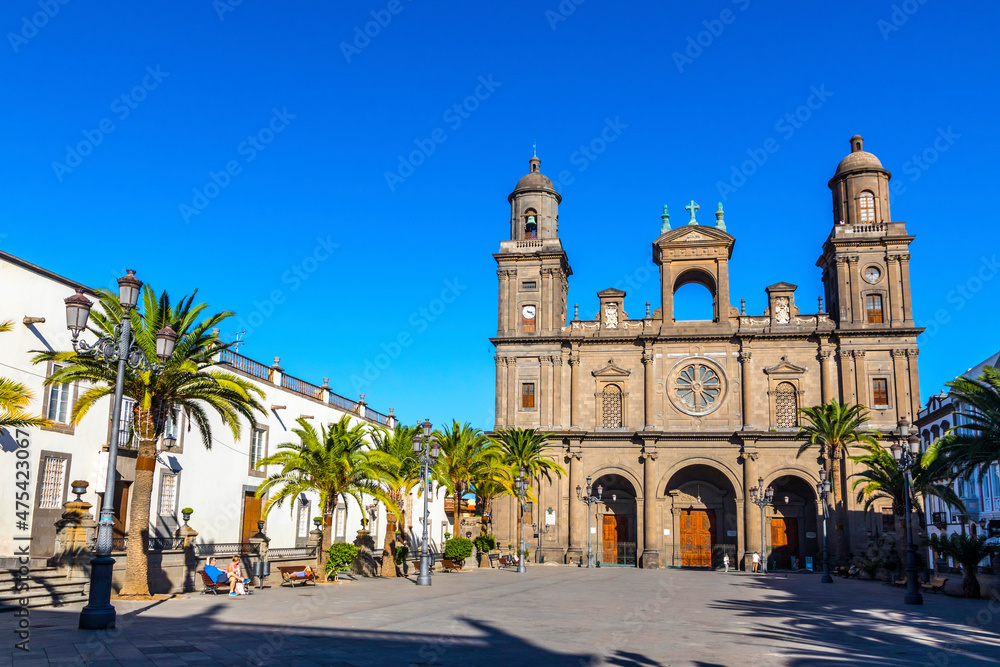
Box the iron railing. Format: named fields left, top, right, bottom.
left=219, top=349, right=270, bottom=380
left=267, top=546, right=318, bottom=559
left=195, top=542, right=259, bottom=556
left=328, top=392, right=359, bottom=413
left=280, top=374, right=322, bottom=399
left=108, top=536, right=187, bottom=551
left=367, top=408, right=390, bottom=426
left=600, top=542, right=637, bottom=566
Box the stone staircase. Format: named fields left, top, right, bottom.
left=0, top=566, right=89, bottom=611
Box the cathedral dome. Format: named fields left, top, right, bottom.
left=834, top=135, right=885, bottom=176
left=513, top=156, right=557, bottom=193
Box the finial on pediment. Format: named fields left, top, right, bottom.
left=715, top=202, right=726, bottom=231
left=661, top=205, right=670, bottom=232
left=740, top=298, right=746, bottom=315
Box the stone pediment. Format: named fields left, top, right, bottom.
left=655, top=225, right=735, bottom=246
left=765, top=282, right=798, bottom=293
left=597, top=288, right=626, bottom=298
left=764, top=357, right=807, bottom=375
left=592, top=359, right=631, bottom=377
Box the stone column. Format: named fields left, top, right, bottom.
left=853, top=350, right=866, bottom=407
left=835, top=257, right=851, bottom=321
left=542, top=268, right=554, bottom=332
left=569, top=351, right=581, bottom=429
left=660, top=261, right=673, bottom=329
left=818, top=349, right=835, bottom=404
left=739, top=350, right=754, bottom=429
left=567, top=449, right=583, bottom=563
left=892, top=349, right=908, bottom=418
left=553, top=352, right=563, bottom=429
left=507, top=269, right=517, bottom=332
left=507, top=358, right=518, bottom=425
left=742, top=449, right=759, bottom=557
left=907, top=349, right=921, bottom=421
left=898, top=253, right=914, bottom=324
left=495, top=355, right=506, bottom=429
left=641, top=449, right=659, bottom=568
left=540, top=356, right=552, bottom=428
left=886, top=254, right=904, bottom=325
left=836, top=350, right=853, bottom=405
left=497, top=269, right=507, bottom=332
left=642, top=350, right=655, bottom=429
left=847, top=256, right=861, bottom=323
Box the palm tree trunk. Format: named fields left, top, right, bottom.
left=381, top=511, right=398, bottom=577
left=319, top=498, right=334, bottom=575
left=119, top=437, right=156, bottom=596
left=963, top=566, right=981, bottom=598
left=830, top=448, right=849, bottom=566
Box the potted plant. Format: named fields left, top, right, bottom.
left=325, top=542, right=359, bottom=582
left=181, top=507, right=193, bottom=524
left=313, top=516, right=323, bottom=529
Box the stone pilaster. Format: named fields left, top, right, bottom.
left=642, top=350, right=655, bottom=429
left=641, top=448, right=659, bottom=568
left=739, top=350, right=754, bottom=429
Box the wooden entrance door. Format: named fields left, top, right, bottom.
left=680, top=509, right=714, bottom=567
left=242, top=491, right=262, bottom=543
left=112, top=481, right=130, bottom=538
left=770, top=517, right=799, bottom=569
left=602, top=514, right=629, bottom=564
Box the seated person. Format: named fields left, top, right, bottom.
left=204, top=557, right=228, bottom=585
left=226, top=556, right=245, bottom=595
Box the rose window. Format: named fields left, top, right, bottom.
left=675, top=364, right=721, bottom=413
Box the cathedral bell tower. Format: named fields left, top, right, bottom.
left=818, top=135, right=916, bottom=329
left=494, top=155, right=572, bottom=337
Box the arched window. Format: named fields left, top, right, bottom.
left=602, top=385, right=623, bottom=428
left=775, top=382, right=798, bottom=428
left=859, top=191, right=876, bottom=223
left=524, top=209, right=538, bottom=239
left=941, top=420, right=950, bottom=434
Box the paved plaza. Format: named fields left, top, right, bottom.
left=4, top=567, right=1000, bottom=666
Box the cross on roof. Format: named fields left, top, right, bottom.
left=685, top=200, right=700, bottom=225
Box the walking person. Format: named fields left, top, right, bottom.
left=751, top=551, right=760, bottom=573
left=723, top=553, right=730, bottom=573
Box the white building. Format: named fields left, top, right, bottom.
left=917, top=349, right=1000, bottom=570
left=0, top=249, right=450, bottom=567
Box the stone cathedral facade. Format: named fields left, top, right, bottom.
left=491, top=136, right=921, bottom=568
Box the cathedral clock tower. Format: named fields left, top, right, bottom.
left=493, top=155, right=572, bottom=429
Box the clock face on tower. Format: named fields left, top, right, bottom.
left=864, top=266, right=881, bottom=284
left=522, top=305, right=536, bottom=319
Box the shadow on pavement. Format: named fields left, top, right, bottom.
left=16, top=603, right=662, bottom=666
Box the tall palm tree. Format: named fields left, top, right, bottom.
left=494, top=427, right=565, bottom=549
left=850, top=442, right=964, bottom=563
left=927, top=533, right=1000, bottom=598
left=369, top=423, right=422, bottom=575
left=255, top=415, right=399, bottom=572
left=433, top=421, right=500, bottom=539
left=934, top=366, right=1000, bottom=476
left=34, top=288, right=265, bottom=597
left=796, top=400, right=880, bottom=564
left=0, top=320, right=50, bottom=430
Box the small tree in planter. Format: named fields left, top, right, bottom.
left=444, top=537, right=474, bottom=567
left=325, top=542, right=359, bottom=582
left=473, top=534, right=496, bottom=567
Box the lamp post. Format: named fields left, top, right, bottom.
left=514, top=467, right=528, bottom=573
left=66, top=271, right=177, bottom=630
left=576, top=476, right=602, bottom=568
left=412, top=419, right=439, bottom=586
left=815, top=467, right=833, bottom=583
left=748, top=477, right=775, bottom=574
left=891, top=417, right=923, bottom=605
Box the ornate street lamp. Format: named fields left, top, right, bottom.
left=514, top=467, right=529, bottom=573
left=412, top=419, right=439, bottom=586
left=68, top=271, right=177, bottom=630
left=748, top=477, right=775, bottom=573
left=891, top=417, right=923, bottom=605
left=815, top=467, right=833, bottom=583
left=576, top=476, right=603, bottom=568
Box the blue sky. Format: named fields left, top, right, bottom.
left=1, top=0, right=997, bottom=429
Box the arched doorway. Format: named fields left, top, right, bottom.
left=766, top=474, right=820, bottom=571
left=591, top=474, right=638, bottom=567
left=665, top=464, right=738, bottom=568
